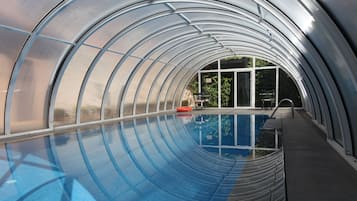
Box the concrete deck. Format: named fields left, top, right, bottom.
left=282, top=111, right=357, bottom=201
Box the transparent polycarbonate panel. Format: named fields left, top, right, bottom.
left=182, top=74, right=198, bottom=107
left=159, top=72, right=176, bottom=111
left=199, top=24, right=266, bottom=40
left=215, top=34, right=270, bottom=49
left=165, top=100, right=174, bottom=111
left=268, top=0, right=316, bottom=34
left=11, top=38, right=69, bottom=133
left=41, top=1, right=133, bottom=42
left=201, top=73, right=218, bottom=107
left=164, top=68, right=191, bottom=110
left=0, top=0, right=60, bottom=31
left=135, top=62, right=165, bottom=114
left=170, top=2, right=213, bottom=9
left=174, top=75, right=192, bottom=108
left=184, top=12, right=264, bottom=32
left=80, top=52, right=122, bottom=122
left=148, top=64, right=174, bottom=113
left=160, top=50, right=209, bottom=111
left=131, top=27, right=196, bottom=58
left=225, top=0, right=260, bottom=16
left=54, top=46, right=100, bottom=126
left=109, top=15, right=184, bottom=54
left=160, top=39, right=217, bottom=66
left=186, top=50, right=222, bottom=69
left=159, top=49, right=223, bottom=110
left=176, top=66, right=200, bottom=107
left=104, top=56, right=141, bottom=119
left=123, top=60, right=153, bottom=116
left=224, top=42, right=271, bottom=55
left=149, top=35, right=207, bottom=62
left=85, top=4, right=169, bottom=48
left=261, top=7, right=296, bottom=45
left=148, top=34, right=199, bottom=62
left=164, top=41, right=218, bottom=66
left=174, top=54, right=230, bottom=109
left=318, top=0, right=357, bottom=52
left=173, top=1, right=258, bottom=16
left=0, top=28, right=28, bottom=134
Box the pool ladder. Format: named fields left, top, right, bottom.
left=270, top=98, right=294, bottom=119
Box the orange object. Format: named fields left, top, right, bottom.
left=176, top=106, right=193, bottom=112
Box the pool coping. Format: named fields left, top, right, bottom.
left=0, top=108, right=301, bottom=144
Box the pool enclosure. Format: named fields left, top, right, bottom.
left=0, top=0, right=357, bottom=160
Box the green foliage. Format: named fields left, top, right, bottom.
left=187, top=75, right=199, bottom=94
left=221, top=76, right=233, bottom=107
left=185, top=57, right=301, bottom=109
left=202, top=74, right=218, bottom=107
left=255, top=58, right=275, bottom=67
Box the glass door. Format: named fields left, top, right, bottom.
left=201, top=72, right=218, bottom=107
left=221, top=72, right=234, bottom=107
left=236, top=72, right=251, bottom=107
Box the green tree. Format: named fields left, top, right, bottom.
left=221, top=76, right=233, bottom=107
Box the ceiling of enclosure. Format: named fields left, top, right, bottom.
left=0, top=0, right=356, bottom=155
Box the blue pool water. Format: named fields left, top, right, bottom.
left=0, top=114, right=271, bottom=201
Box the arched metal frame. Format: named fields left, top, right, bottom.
left=142, top=35, right=215, bottom=113
left=75, top=9, right=186, bottom=123
left=0, top=0, right=355, bottom=157
left=0, top=0, right=322, bottom=137
left=4, top=0, right=74, bottom=134
left=117, top=24, right=196, bottom=117
left=132, top=35, right=216, bottom=114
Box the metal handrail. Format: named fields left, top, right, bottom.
left=270, top=98, right=294, bottom=119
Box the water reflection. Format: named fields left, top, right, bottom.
left=183, top=114, right=278, bottom=159
left=0, top=114, right=282, bottom=201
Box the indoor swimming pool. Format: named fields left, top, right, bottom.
left=0, top=114, right=285, bottom=201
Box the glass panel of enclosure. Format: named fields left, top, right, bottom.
left=237, top=72, right=251, bottom=107
left=202, top=61, right=218, bottom=70
left=278, top=69, right=302, bottom=107
left=201, top=73, right=218, bottom=107
left=188, top=57, right=301, bottom=109
left=255, top=58, right=275, bottom=67
left=255, top=69, right=276, bottom=108
left=221, top=56, right=252, bottom=69
left=221, top=73, right=234, bottom=107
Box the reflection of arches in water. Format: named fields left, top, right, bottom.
left=1, top=114, right=284, bottom=200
